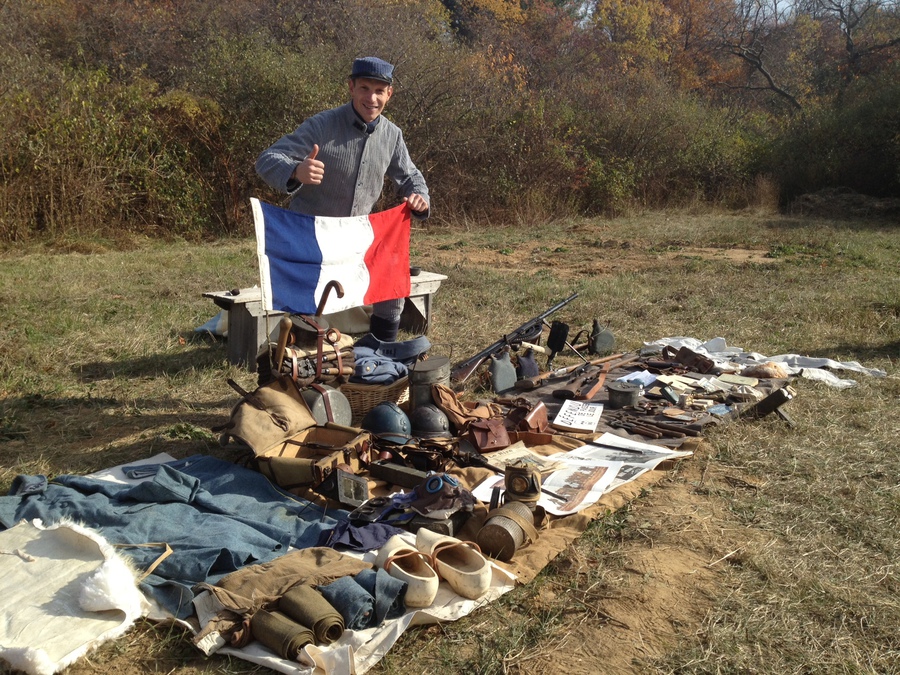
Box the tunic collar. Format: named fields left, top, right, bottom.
left=347, top=102, right=381, bottom=135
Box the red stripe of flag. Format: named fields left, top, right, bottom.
left=363, top=203, right=412, bottom=304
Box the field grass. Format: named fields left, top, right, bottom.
left=0, top=207, right=898, bottom=674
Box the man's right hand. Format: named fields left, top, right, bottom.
left=293, top=144, right=324, bottom=185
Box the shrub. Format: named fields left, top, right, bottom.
left=766, top=68, right=900, bottom=203
left=0, top=63, right=226, bottom=241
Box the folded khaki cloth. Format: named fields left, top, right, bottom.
left=250, top=609, right=314, bottom=661
left=279, top=584, right=344, bottom=645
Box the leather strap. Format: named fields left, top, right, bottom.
left=326, top=328, right=343, bottom=376
left=114, top=542, right=174, bottom=582
left=310, top=382, right=334, bottom=423
left=490, top=505, right=539, bottom=543
left=382, top=549, right=430, bottom=574
left=430, top=540, right=483, bottom=580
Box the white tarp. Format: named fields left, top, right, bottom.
left=644, top=336, right=887, bottom=388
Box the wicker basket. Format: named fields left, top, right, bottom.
left=340, top=376, right=410, bottom=425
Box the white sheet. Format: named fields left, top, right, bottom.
left=644, top=336, right=887, bottom=388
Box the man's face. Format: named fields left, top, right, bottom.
left=348, top=77, right=393, bottom=123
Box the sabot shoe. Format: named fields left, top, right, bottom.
left=415, top=528, right=493, bottom=600
left=374, top=534, right=439, bottom=608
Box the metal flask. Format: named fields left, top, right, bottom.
left=408, top=355, right=450, bottom=412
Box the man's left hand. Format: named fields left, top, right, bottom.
left=405, top=194, right=429, bottom=214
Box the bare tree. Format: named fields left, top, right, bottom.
left=815, top=0, right=900, bottom=79
left=720, top=0, right=804, bottom=110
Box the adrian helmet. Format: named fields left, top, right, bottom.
left=360, top=401, right=412, bottom=444
left=409, top=404, right=453, bottom=439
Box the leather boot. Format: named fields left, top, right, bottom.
left=369, top=315, right=400, bottom=342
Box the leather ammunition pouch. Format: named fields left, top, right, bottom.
left=467, top=418, right=510, bottom=453
left=503, top=399, right=549, bottom=434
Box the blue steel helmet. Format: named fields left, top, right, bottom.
left=361, top=401, right=412, bottom=444
left=409, top=404, right=452, bottom=439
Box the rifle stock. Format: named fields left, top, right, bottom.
left=450, top=293, right=579, bottom=384
left=514, top=352, right=627, bottom=391
left=449, top=354, right=489, bottom=385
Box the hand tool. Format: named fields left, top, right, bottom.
left=273, top=315, right=293, bottom=371
left=544, top=319, right=589, bottom=369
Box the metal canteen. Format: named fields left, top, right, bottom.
left=301, top=385, right=352, bottom=426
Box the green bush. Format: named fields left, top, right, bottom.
left=185, top=33, right=345, bottom=230
left=766, top=69, right=900, bottom=203
left=0, top=65, right=226, bottom=241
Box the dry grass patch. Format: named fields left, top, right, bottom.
left=1, top=210, right=897, bottom=675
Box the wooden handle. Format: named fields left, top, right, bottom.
left=552, top=368, right=596, bottom=399
left=273, top=315, right=293, bottom=370
left=576, top=368, right=609, bottom=401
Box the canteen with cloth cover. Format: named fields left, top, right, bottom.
left=301, top=384, right=352, bottom=426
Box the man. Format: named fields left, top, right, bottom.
left=255, top=56, right=430, bottom=342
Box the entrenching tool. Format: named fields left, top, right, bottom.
left=544, top=320, right=588, bottom=370
left=545, top=321, right=567, bottom=370
left=274, top=315, right=294, bottom=372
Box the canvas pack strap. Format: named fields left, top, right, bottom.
left=256, top=455, right=319, bottom=489
left=491, top=505, right=539, bottom=543
left=114, top=541, right=174, bottom=582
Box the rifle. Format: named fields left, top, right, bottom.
left=450, top=293, right=579, bottom=384
left=551, top=353, right=641, bottom=400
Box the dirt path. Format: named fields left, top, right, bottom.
left=522, top=446, right=762, bottom=674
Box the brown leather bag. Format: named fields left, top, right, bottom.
left=467, top=418, right=510, bottom=453
left=504, top=399, right=549, bottom=433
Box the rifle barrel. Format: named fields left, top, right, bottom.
left=450, top=293, right=579, bottom=383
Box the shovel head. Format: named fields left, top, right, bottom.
left=546, top=321, right=569, bottom=353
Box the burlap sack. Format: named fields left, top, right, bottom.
left=215, top=376, right=316, bottom=454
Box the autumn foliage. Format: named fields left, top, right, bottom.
left=0, top=0, right=898, bottom=242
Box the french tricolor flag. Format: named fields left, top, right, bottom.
left=252, top=198, right=411, bottom=315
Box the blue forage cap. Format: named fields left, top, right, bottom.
left=350, top=56, right=394, bottom=84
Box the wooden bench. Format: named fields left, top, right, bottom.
left=204, top=270, right=448, bottom=370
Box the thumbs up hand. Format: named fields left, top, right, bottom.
left=293, top=144, right=325, bottom=185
